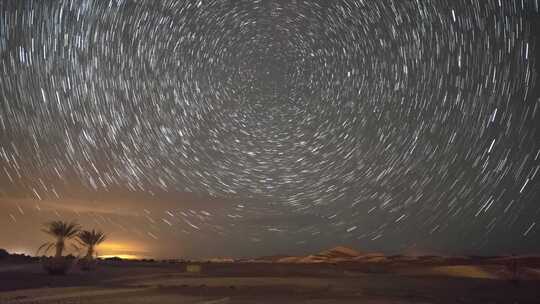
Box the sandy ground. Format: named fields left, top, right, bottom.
left=1, top=262, right=539, bottom=303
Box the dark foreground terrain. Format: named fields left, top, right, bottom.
left=1, top=258, right=539, bottom=304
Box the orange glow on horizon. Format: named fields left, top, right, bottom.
left=99, top=254, right=141, bottom=260
left=96, top=241, right=147, bottom=259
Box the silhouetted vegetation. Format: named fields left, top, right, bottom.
left=37, top=221, right=81, bottom=258
left=37, top=221, right=81, bottom=275
left=104, top=256, right=123, bottom=262
left=35, top=221, right=110, bottom=275
left=77, top=229, right=106, bottom=259
left=77, top=229, right=107, bottom=271
left=0, top=248, right=9, bottom=260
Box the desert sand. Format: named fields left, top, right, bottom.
left=1, top=247, right=539, bottom=303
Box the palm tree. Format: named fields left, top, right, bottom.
left=77, top=229, right=106, bottom=260
left=38, top=221, right=80, bottom=258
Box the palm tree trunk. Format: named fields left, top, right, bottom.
left=85, top=246, right=94, bottom=260
left=55, top=240, right=64, bottom=258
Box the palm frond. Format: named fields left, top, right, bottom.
left=70, top=243, right=80, bottom=252
left=77, top=229, right=107, bottom=246
left=41, top=221, right=81, bottom=239
left=38, top=220, right=81, bottom=257
left=37, top=242, right=55, bottom=256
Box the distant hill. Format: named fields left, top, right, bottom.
left=316, top=246, right=362, bottom=259
left=276, top=246, right=368, bottom=263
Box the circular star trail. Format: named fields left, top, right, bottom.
left=0, top=0, right=539, bottom=255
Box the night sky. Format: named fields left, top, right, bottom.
left=0, top=0, right=539, bottom=259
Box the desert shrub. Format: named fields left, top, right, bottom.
left=65, top=254, right=77, bottom=260
left=0, top=248, right=9, bottom=259
left=42, top=257, right=76, bottom=275
left=105, top=256, right=123, bottom=262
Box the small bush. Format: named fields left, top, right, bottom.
left=42, top=257, right=75, bottom=275
left=105, top=256, right=123, bottom=262
left=0, top=248, right=9, bottom=259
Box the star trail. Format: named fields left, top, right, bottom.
left=0, top=0, right=539, bottom=258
